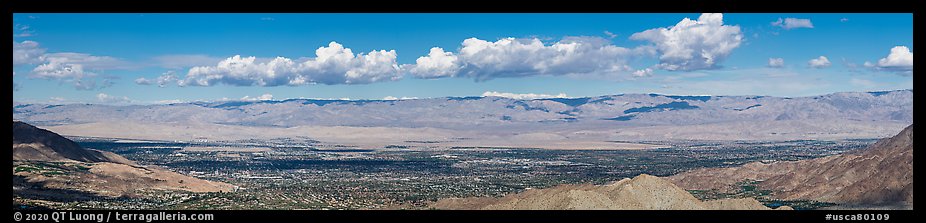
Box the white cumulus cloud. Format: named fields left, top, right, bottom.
left=135, top=71, right=179, bottom=87
left=152, top=99, right=186, bottom=104
left=481, top=91, right=568, bottom=100
left=96, top=93, right=133, bottom=104
left=41, top=52, right=130, bottom=70
left=768, top=57, right=785, bottom=68
left=19, top=41, right=130, bottom=90
left=808, top=56, right=831, bottom=68
left=382, top=96, right=418, bottom=100
left=30, top=57, right=116, bottom=91
left=632, top=68, right=654, bottom=77
left=870, top=46, right=913, bottom=72
left=179, top=42, right=401, bottom=86
left=240, top=93, right=274, bottom=101
left=13, top=41, right=46, bottom=65
left=405, top=47, right=461, bottom=79
left=771, top=18, right=814, bottom=30
left=134, top=77, right=152, bottom=85
left=406, top=36, right=638, bottom=81
left=31, top=59, right=90, bottom=80
left=630, top=13, right=743, bottom=71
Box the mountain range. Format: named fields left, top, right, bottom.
left=13, top=90, right=912, bottom=142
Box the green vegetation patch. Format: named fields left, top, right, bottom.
left=761, top=199, right=837, bottom=210
left=14, top=165, right=40, bottom=173
left=13, top=161, right=80, bottom=176
left=689, top=179, right=832, bottom=210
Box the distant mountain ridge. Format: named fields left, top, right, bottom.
left=12, top=90, right=913, bottom=141
left=431, top=174, right=791, bottom=210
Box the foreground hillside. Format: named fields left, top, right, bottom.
left=12, top=121, right=235, bottom=208
left=431, top=124, right=912, bottom=210
left=669, top=125, right=913, bottom=209
left=13, top=121, right=134, bottom=164
left=432, top=174, right=791, bottom=210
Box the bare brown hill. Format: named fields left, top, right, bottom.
left=13, top=121, right=133, bottom=165
left=669, top=125, right=913, bottom=207
left=432, top=174, right=790, bottom=210
left=13, top=120, right=235, bottom=199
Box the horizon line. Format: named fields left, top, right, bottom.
left=12, top=88, right=913, bottom=106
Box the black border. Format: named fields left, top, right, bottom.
left=6, top=0, right=919, bottom=13
left=8, top=0, right=919, bottom=223
left=9, top=210, right=918, bottom=222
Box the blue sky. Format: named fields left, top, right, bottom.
left=12, top=13, right=913, bottom=104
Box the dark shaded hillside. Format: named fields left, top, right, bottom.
left=13, top=120, right=124, bottom=163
